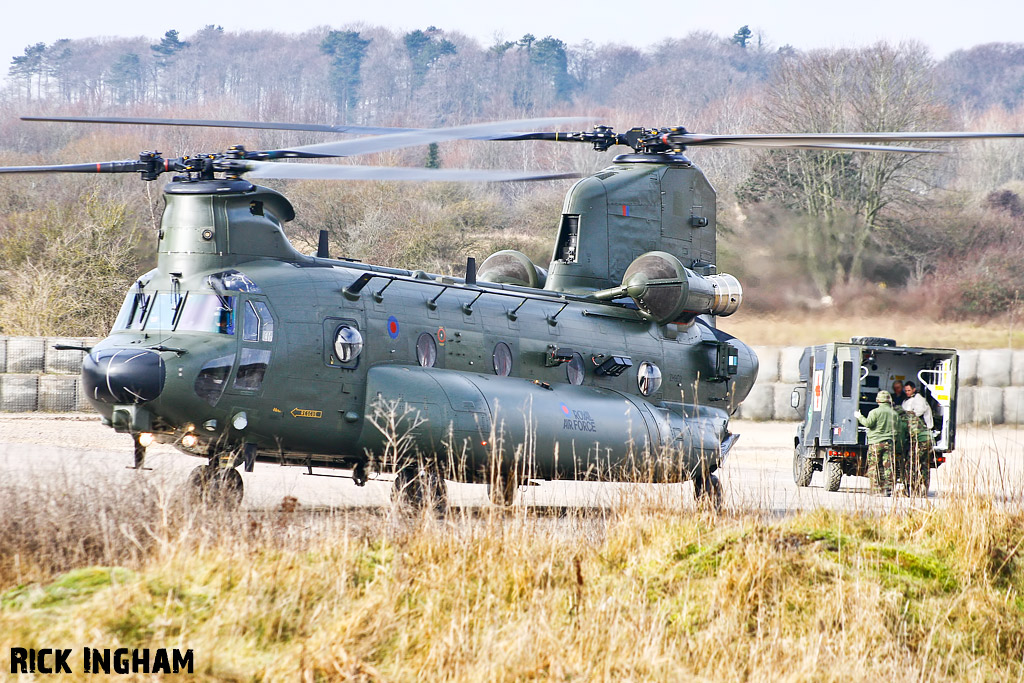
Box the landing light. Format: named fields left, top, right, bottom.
left=137, top=432, right=154, bottom=447
left=203, top=419, right=218, bottom=432
left=232, top=412, right=248, bottom=430
left=182, top=433, right=199, bottom=448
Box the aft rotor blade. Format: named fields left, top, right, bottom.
left=22, top=115, right=420, bottom=136
left=0, top=160, right=156, bottom=174
left=667, top=131, right=1024, bottom=149
left=240, top=160, right=578, bottom=182
left=271, top=117, right=591, bottom=158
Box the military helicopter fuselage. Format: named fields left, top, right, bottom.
left=81, top=153, right=758, bottom=501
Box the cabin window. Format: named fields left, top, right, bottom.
left=566, top=352, right=585, bottom=385
left=334, top=325, right=364, bottom=364
left=492, top=342, right=513, bottom=376
left=638, top=361, right=662, bottom=396
left=841, top=361, right=854, bottom=398
left=233, top=348, right=272, bottom=391
left=194, top=354, right=235, bottom=405
left=176, top=293, right=235, bottom=335
left=417, top=332, right=437, bottom=368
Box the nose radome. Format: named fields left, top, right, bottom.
left=82, top=348, right=166, bottom=404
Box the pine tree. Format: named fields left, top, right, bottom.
left=321, top=30, right=372, bottom=121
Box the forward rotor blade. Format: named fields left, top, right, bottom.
left=272, top=117, right=591, bottom=158
left=240, top=160, right=578, bottom=183
left=22, top=115, right=419, bottom=136
left=668, top=131, right=1024, bottom=150
left=0, top=160, right=153, bottom=174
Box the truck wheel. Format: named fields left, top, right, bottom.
left=850, top=336, right=897, bottom=347
left=793, top=447, right=814, bottom=487
left=825, top=460, right=843, bottom=492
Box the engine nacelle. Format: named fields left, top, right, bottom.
left=477, top=250, right=548, bottom=289
left=620, top=251, right=742, bottom=324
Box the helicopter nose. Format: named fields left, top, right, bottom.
left=82, top=348, right=166, bottom=404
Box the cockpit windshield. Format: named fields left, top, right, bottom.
left=176, top=293, right=235, bottom=335
left=112, top=288, right=235, bottom=335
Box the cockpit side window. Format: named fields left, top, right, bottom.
left=176, top=293, right=235, bottom=335
left=112, top=288, right=149, bottom=331
left=242, top=300, right=275, bottom=343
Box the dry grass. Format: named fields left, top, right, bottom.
left=1, top=469, right=1023, bottom=682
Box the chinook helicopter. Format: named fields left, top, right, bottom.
left=3, top=116, right=1022, bottom=509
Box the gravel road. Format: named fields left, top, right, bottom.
left=1, top=414, right=1021, bottom=513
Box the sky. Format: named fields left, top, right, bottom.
left=2, top=0, right=1020, bottom=67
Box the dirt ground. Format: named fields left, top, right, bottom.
left=1, top=414, right=1022, bottom=513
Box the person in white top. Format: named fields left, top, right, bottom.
left=901, top=380, right=934, bottom=496
left=902, top=381, right=933, bottom=429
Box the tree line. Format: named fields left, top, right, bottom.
left=3, top=25, right=1024, bottom=335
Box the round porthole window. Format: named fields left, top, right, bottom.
left=333, top=325, right=363, bottom=363
left=566, top=352, right=585, bottom=385
left=492, top=342, right=513, bottom=376
left=416, top=332, right=437, bottom=367
left=637, top=361, right=662, bottom=396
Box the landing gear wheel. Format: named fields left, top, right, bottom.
left=793, top=448, right=814, bottom=487
left=186, top=465, right=243, bottom=509
left=488, top=468, right=519, bottom=507
left=824, top=459, right=843, bottom=492
left=392, top=465, right=448, bottom=513
left=693, top=473, right=723, bottom=511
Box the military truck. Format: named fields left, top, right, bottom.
left=791, top=337, right=958, bottom=493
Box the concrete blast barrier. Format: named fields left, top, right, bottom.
left=779, top=347, right=805, bottom=384
left=0, top=374, right=39, bottom=412
left=973, top=386, right=1004, bottom=425
left=5, top=337, right=46, bottom=374
left=956, top=387, right=974, bottom=425
left=1003, top=386, right=1024, bottom=425
left=38, top=375, right=80, bottom=412
left=976, top=349, right=1012, bottom=388
left=773, top=384, right=802, bottom=421
left=736, top=383, right=774, bottom=420
left=752, top=346, right=780, bottom=384
left=957, top=349, right=979, bottom=386
left=1011, top=350, right=1024, bottom=387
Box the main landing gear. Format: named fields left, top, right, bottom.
left=186, top=464, right=244, bottom=508
left=392, top=464, right=448, bottom=512
left=693, top=471, right=723, bottom=511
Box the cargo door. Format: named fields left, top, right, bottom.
left=830, top=345, right=860, bottom=445
left=918, top=354, right=957, bottom=451
left=809, top=346, right=830, bottom=445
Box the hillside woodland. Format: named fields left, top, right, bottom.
left=2, top=25, right=1024, bottom=336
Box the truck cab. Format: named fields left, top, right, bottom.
left=791, top=337, right=958, bottom=493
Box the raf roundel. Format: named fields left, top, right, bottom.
left=386, top=316, right=400, bottom=340
left=560, top=403, right=571, bottom=417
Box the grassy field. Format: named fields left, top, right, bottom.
left=1, top=473, right=1023, bottom=681
left=720, top=311, right=1024, bottom=349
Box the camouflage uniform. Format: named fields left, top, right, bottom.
left=856, top=390, right=901, bottom=494
left=903, top=410, right=933, bottom=493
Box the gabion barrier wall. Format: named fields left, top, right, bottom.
left=0, top=337, right=98, bottom=412
left=2, top=337, right=1023, bottom=423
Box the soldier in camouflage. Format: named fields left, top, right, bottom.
left=856, top=390, right=902, bottom=496
left=901, top=382, right=933, bottom=493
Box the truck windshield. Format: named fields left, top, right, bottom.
left=176, top=293, right=235, bottom=335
